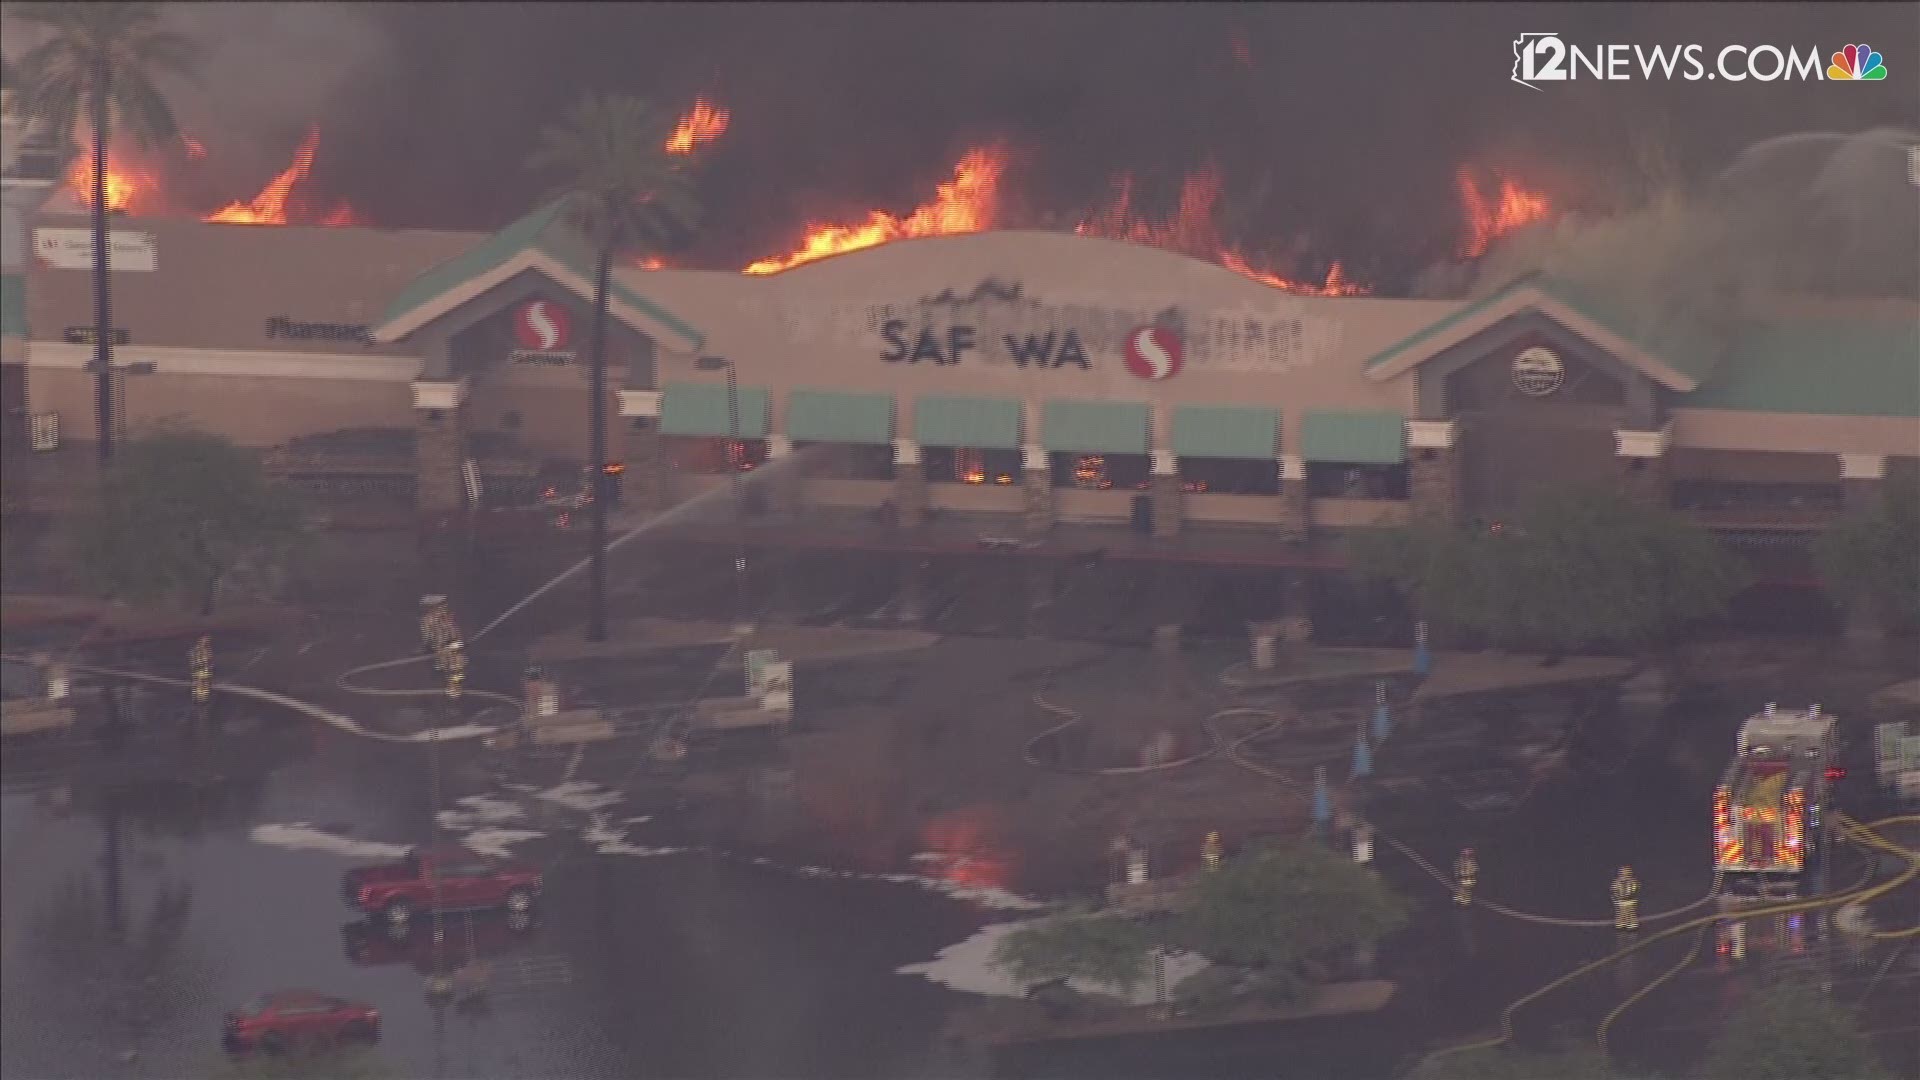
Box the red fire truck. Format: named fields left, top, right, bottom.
left=1713, top=704, right=1838, bottom=897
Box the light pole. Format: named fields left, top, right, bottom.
left=695, top=355, right=750, bottom=634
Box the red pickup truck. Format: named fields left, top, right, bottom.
left=342, top=845, right=542, bottom=933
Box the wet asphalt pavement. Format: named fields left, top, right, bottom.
left=3, top=528, right=1916, bottom=1079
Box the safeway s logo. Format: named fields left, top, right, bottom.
left=514, top=300, right=572, bottom=352
left=1124, top=326, right=1184, bottom=381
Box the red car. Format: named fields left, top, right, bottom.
left=222, top=990, right=380, bottom=1054
left=343, top=845, right=543, bottom=934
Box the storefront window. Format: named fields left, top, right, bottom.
left=1050, top=453, right=1150, bottom=491
left=793, top=441, right=895, bottom=481
left=1307, top=462, right=1409, bottom=499
left=923, top=447, right=1022, bottom=485
left=670, top=436, right=769, bottom=475
left=1179, top=458, right=1280, bottom=496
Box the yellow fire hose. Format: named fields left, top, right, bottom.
left=1417, top=814, right=1920, bottom=1069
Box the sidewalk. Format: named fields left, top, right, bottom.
left=529, top=617, right=936, bottom=666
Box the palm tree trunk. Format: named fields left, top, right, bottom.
left=585, top=244, right=612, bottom=643
left=90, top=60, right=115, bottom=466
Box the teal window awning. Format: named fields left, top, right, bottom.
left=1042, top=400, right=1150, bottom=455
left=786, top=389, right=896, bottom=445
left=659, top=382, right=770, bottom=438
left=1298, top=410, right=1406, bottom=465
left=913, top=395, right=1022, bottom=449
left=1172, top=405, right=1279, bottom=460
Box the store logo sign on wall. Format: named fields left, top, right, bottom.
left=1123, top=326, right=1184, bottom=381
left=512, top=300, right=576, bottom=364
left=265, top=316, right=372, bottom=344
left=34, top=228, right=157, bottom=273
left=1511, top=345, right=1566, bottom=396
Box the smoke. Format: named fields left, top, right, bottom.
left=1417, top=129, right=1918, bottom=363
left=153, top=3, right=394, bottom=188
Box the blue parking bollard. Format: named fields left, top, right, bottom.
left=1312, top=766, right=1332, bottom=834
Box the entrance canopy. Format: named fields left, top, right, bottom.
left=370, top=202, right=704, bottom=355
left=1362, top=274, right=1703, bottom=393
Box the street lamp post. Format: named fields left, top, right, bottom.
left=696, top=355, right=750, bottom=634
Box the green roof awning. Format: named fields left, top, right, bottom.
left=659, top=382, right=770, bottom=438
left=1299, top=410, right=1406, bottom=465
left=1172, top=405, right=1279, bottom=460
left=786, top=389, right=895, bottom=445
left=378, top=200, right=704, bottom=352
left=0, top=274, right=24, bottom=339
left=913, top=395, right=1022, bottom=449
left=1042, top=400, right=1150, bottom=455
left=1681, top=317, right=1920, bottom=418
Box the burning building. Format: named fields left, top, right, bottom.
left=4, top=104, right=1915, bottom=626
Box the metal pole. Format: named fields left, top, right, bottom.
left=726, top=358, right=747, bottom=632
left=586, top=244, right=613, bottom=643
left=90, top=61, right=114, bottom=466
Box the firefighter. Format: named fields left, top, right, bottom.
left=1454, top=847, right=1478, bottom=906
left=1613, top=866, right=1640, bottom=931
left=189, top=635, right=213, bottom=705
left=445, top=643, right=467, bottom=701
left=1201, top=831, right=1224, bottom=872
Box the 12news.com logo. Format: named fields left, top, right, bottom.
left=1513, top=33, right=1888, bottom=89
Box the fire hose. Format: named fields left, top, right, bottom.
left=1202, top=708, right=1724, bottom=929
left=1416, top=813, right=1920, bottom=1069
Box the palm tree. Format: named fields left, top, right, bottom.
left=10, top=2, right=197, bottom=466
left=528, top=94, right=699, bottom=642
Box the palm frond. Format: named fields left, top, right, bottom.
left=527, top=92, right=704, bottom=257
left=8, top=2, right=196, bottom=145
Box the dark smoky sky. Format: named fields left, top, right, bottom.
left=41, top=2, right=1920, bottom=288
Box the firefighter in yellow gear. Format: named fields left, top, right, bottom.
left=189, top=635, right=213, bottom=705
left=1201, top=831, right=1223, bottom=872
left=444, top=644, right=467, bottom=701
left=1454, top=847, right=1478, bottom=906
left=1612, top=866, right=1640, bottom=931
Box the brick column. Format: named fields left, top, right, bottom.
left=1149, top=451, right=1182, bottom=539
left=894, top=440, right=927, bottom=527
left=1279, top=454, right=1309, bottom=542
left=762, top=435, right=799, bottom=516
left=411, top=379, right=469, bottom=514
left=1406, top=421, right=1460, bottom=523
left=617, top=390, right=665, bottom=517
left=1022, top=442, right=1053, bottom=536
left=1839, top=454, right=1886, bottom=513
left=1839, top=454, right=1888, bottom=646
left=1612, top=424, right=1673, bottom=509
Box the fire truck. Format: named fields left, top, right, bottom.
left=1713, top=704, right=1839, bottom=897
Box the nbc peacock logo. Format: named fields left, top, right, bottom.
left=1827, top=44, right=1887, bottom=81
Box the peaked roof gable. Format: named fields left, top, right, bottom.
left=1362, top=273, right=1704, bottom=393
left=373, top=201, right=704, bottom=353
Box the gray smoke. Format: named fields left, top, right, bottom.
left=157, top=2, right=393, bottom=187
left=1417, top=128, right=1918, bottom=357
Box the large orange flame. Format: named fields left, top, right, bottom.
left=63, top=148, right=159, bottom=215
left=1078, top=167, right=1366, bottom=296
left=665, top=98, right=729, bottom=157
left=1456, top=168, right=1552, bottom=258
left=741, top=147, right=1007, bottom=275
left=203, top=126, right=359, bottom=226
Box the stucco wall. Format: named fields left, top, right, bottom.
left=27, top=366, right=411, bottom=446
left=618, top=232, right=1447, bottom=440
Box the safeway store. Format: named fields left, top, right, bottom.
left=10, top=204, right=1917, bottom=628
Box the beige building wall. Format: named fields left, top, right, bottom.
left=27, top=365, right=412, bottom=446
left=620, top=232, right=1453, bottom=440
